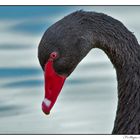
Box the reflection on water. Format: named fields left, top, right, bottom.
left=0, top=6, right=139, bottom=134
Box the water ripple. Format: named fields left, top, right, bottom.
left=0, top=104, right=26, bottom=117
left=2, top=79, right=43, bottom=88
left=67, top=77, right=114, bottom=85
left=11, top=22, right=49, bottom=34
left=0, top=44, right=33, bottom=50
left=0, top=68, right=41, bottom=78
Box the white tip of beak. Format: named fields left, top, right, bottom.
left=43, top=98, right=51, bottom=107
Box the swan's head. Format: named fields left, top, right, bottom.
left=38, top=15, right=90, bottom=115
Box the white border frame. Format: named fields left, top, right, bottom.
left=0, top=0, right=140, bottom=5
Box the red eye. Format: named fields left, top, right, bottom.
left=50, top=52, right=58, bottom=60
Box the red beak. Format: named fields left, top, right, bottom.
left=42, top=60, right=66, bottom=115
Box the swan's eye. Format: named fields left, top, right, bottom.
left=50, top=52, right=58, bottom=60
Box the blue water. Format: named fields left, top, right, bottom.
left=0, top=6, right=139, bottom=134
left=0, top=68, right=41, bottom=78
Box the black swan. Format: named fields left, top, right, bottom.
left=38, top=11, right=140, bottom=134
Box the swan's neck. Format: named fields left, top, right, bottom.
left=92, top=24, right=140, bottom=134
left=112, top=63, right=140, bottom=134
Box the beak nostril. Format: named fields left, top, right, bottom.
left=49, top=87, right=52, bottom=91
